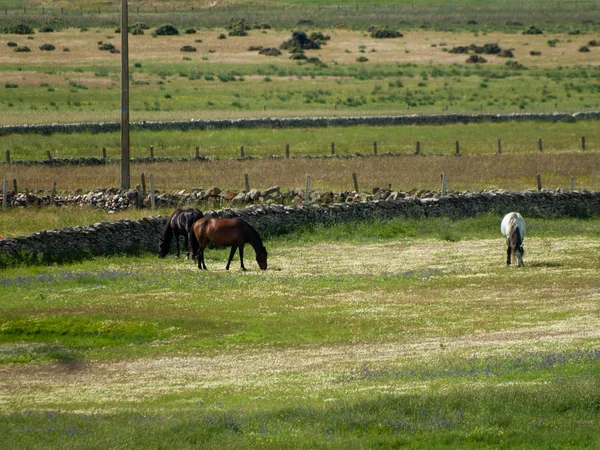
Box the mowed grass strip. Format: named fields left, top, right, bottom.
left=1, top=216, right=600, bottom=447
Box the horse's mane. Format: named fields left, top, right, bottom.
left=238, top=218, right=265, bottom=251
left=507, top=215, right=523, bottom=249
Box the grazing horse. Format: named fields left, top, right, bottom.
left=158, top=208, right=203, bottom=259
left=191, top=217, right=268, bottom=271
left=501, top=212, right=526, bottom=267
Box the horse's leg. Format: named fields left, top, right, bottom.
left=183, top=232, right=189, bottom=260
left=198, top=246, right=207, bottom=270
left=226, top=246, right=238, bottom=270
left=506, top=244, right=511, bottom=265
left=175, top=232, right=181, bottom=259
left=239, top=245, right=246, bottom=271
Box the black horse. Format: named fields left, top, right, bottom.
left=158, top=208, right=203, bottom=259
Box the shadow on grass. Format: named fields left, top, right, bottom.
left=527, top=261, right=564, bottom=268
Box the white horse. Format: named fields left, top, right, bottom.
left=500, top=212, right=526, bottom=267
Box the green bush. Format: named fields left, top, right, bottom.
left=227, top=19, right=249, bottom=37
left=3, top=23, right=34, bottom=34
left=180, top=45, right=196, bottom=52
left=185, top=28, right=197, bottom=34
left=356, top=56, right=369, bottom=62
left=39, top=25, right=54, bottom=33
left=466, top=54, right=486, bottom=63
left=523, top=25, right=543, bottom=35
left=258, top=47, right=281, bottom=56
left=39, top=43, right=55, bottom=51
left=154, top=24, right=179, bottom=36
left=13, top=46, right=30, bottom=52
left=98, top=42, right=115, bottom=51
left=280, top=31, right=320, bottom=52
left=578, top=45, right=590, bottom=53
left=7, top=41, right=17, bottom=47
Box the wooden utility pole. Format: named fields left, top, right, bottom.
left=120, top=0, right=130, bottom=189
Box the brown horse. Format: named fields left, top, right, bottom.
left=190, top=217, right=268, bottom=271
left=158, top=208, right=203, bottom=259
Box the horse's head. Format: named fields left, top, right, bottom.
left=256, top=247, right=268, bottom=270
left=157, top=238, right=169, bottom=258
left=516, top=245, right=525, bottom=267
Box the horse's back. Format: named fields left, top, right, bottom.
left=501, top=212, right=525, bottom=238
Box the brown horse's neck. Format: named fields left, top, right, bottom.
left=240, top=220, right=264, bottom=252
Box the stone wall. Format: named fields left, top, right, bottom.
left=1, top=112, right=598, bottom=137
left=1, top=190, right=598, bottom=267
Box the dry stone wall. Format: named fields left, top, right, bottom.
left=1, top=112, right=598, bottom=137
left=1, top=190, right=598, bottom=267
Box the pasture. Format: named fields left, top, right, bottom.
left=1, top=216, right=600, bottom=448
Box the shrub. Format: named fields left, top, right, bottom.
left=252, top=23, right=271, bottom=30
left=356, top=56, right=369, bottom=62
left=280, top=30, right=320, bottom=52
left=5, top=83, right=18, bottom=88
left=498, top=49, right=514, bottom=58
left=290, top=50, right=307, bottom=60
left=248, top=45, right=263, bottom=51
left=258, top=47, right=281, bottom=56
left=180, top=45, right=196, bottom=52
left=7, top=42, right=17, bottom=47
left=131, top=22, right=150, bottom=30
left=309, top=31, right=330, bottom=44
left=131, top=27, right=144, bottom=35
left=39, top=25, right=54, bottom=33
left=523, top=25, right=543, bottom=35
left=154, top=24, right=179, bottom=36
left=13, top=46, right=30, bottom=52
left=3, top=24, right=34, bottom=35
left=109, top=48, right=120, bottom=54
left=306, top=57, right=322, bottom=64
left=588, top=40, right=600, bottom=47
left=185, top=28, right=197, bottom=34
left=529, top=50, right=541, bottom=56
left=547, top=39, right=560, bottom=47
left=578, top=45, right=590, bottom=53
left=449, top=46, right=470, bottom=54
left=476, top=43, right=502, bottom=54
left=39, top=43, right=55, bottom=51
left=63, top=47, right=69, bottom=52
left=505, top=60, right=526, bottom=70
left=134, top=62, right=142, bottom=68
left=98, top=42, right=115, bottom=51
left=369, top=26, right=403, bottom=39
left=227, top=19, right=249, bottom=37
left=466, top=54, right=486, bottom=63
left=218, top=34, right=226, bottom=39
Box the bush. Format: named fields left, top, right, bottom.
left=547, top=39, right=560, bottom=47
left=98, top=42, right=115, bottom=51
left=227, top=19, right=249, bottom=37
left=466, top=54, right=486, bottom=63
left=369, top=27, right=402, bottom=39
left=180, top=45, right=196, bottom=52
left=258, top=47, right=281, bottom=56
left=13, top=46, right=30, bottom=52
left=131, top=27, right=144, bottom=35
left=3, top=24, right=34, bottom=34
left=39, top=25, right=54, bottom=33
left=252, top=23, right=271, bottom=30
left=154, top=24, right=179, bottom=36
left=5, top=83, right=18, bottom=88
left=39, top=43, right=55, bottom=51
left=309, top=32, right=330, bottom=44
left=356, top=56, right=369, bottom=62
left=498, top=49, right=514, bottom=58
left=280, top=30, right=320, bottom=52
left=248, top=45, right=263, bottom=51
left=505, top=60, right=526, bottom=70
left=523, top=25, right=543, bottom=35
left=588, top=40, right=600, bottom=47
left=529, top=50, right=541, bottom=56
left=185, top=28, right=197, bottom=34
left=218, top=34, right=226, bottom=39
left=449, top=46, right=470, bottom=54
left=289, top=50, right=307, bottom=60
left=7, top=42, right=17, bottom=47
left=475, top=43, right=502, bottom=54
left=578, top=46, right=590, bottom=53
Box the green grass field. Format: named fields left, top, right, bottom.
left=1, top=215, right=600, bottom=448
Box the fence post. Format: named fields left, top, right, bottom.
left=149, top=174, right=156, bottom=210
left=286, top=144, right=290, bottom=158
left=571, top=176, right=575, bottom=192
left=2, top=180, right=7, bottom=209
left=497, top=139, right=502, bottom=154
left=51, top=181, right=56, bottom=205
left=141, top=173, right=146, bottom=197
left=244, top=174, right=250, bottom=192
left=240, top=145, right=245, bottom=158
left=441, top=173, right=447, bottom=196
left=352, top=173, right=359, bottom=192
left=150, top=145, right=154, bottom=160
left=102, top=147, right=107, bottom=160
left=536, top=174, right=542, bottom=191
left=331, top=142, right=335, bottom=155
left=25, top=188, right=30, bottom=207
left=305, top=176, right=311, bottom=204
left=455, top=141, right=460, bottom=155
left=415, top=141, right=420, bottom=155
left=538, top=138, right=543, bottom=152
left=373, top=141, right=377, bottom=156
left=12, top=179, right=17, bottom=193
left=47, top=150, right=53, bottom=161
left=135, top=184, right=143, bottom=208
left=5, top=150, right=9, bottom=164
left=582, top=136, right=586, bottom=151
left=195, top=145, right=200, bottom=160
